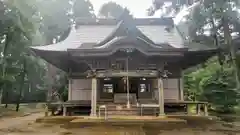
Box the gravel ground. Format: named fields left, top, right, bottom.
left=0, top=113, right=239, bottom=135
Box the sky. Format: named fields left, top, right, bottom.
left=89, top=0, right=153, bottom=18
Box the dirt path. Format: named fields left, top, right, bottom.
left=0, top=113, right=238, bottom=135
left=0, top=113, right=43, bottom=129
left=0, top=113, right=47, bottom=135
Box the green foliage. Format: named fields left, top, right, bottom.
left=148, top=0, right=240, bottom=114
left=2, top=0, right=240, bottom=115
left=0, top=0, right=97, bottom=107
left=34, top=0, right=95, bottom=102
left=185, top=58, right=239, bottom=113
left=35, top=0, right=95, bottom=44
left=99, top=2, right=126, bottom=18
left=0, top=0, right=48, bottom=109
left=0, top=0, right=93, bottom=107
left=73, top=0, right=95, bottom=19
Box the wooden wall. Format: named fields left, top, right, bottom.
left=163, top=78, right=181, bottom=101
left=68, top=78, right=183, bottom=101
left=69, top=79, right=92, bottom=101
left=153, top=78, right=182, bottom=101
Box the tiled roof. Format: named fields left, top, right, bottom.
left=137, top=26, right=184, bottom=48
left=31, top=18, right=215, bottom=52
left=184, top=42, right=215, bottom=51
left=31, top=25, right=116, bottom=51
left=74, top=25, right=115, bottom=44
left=30, top=17, right=219, bottom=71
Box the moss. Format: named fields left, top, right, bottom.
left=0, top=103, right=45, bottom=118
left=36, top=116, right=79, bottom=124
left=187, top=104, right=197, bottom=114
left=168, top=115, right=218, bottom=128
left=36, top=115, right=220, bottom=130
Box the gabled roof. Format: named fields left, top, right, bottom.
left=31, top=17, right=186, bottom=52
left=30, top=17, right=219, bottom=71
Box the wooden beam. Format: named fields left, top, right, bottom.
left=69, top=70, right=160, bottom=78
left=96, top=70, right=158, bottom=78
left=69, top=72, right=88, bottom=79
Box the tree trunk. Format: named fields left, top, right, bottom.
left=211, top=16, right=224, bottom=66
left=16, top=59, right=26, bottom=112
left=5, top=102, right=8, bottom=108
left=0, top=89, right=3, bottom=105
left=222, top=17, right=240, bottom=90
left=4, top=87, right=8, bottom=108
left=45, top=63, right=56, bottom=116
left=0, top=31, right=12, bottom=105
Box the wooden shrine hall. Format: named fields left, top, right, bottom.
left=31, top=15, right=218, bottom=117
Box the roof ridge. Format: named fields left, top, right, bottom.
left=95, top=19, right=156, bottom=47
left=75, top=17, right=174, bottom=26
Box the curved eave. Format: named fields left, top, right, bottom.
left=181, top=49, right=219, bottom=69
left=95, top=21, right=122, bottom=47
left=69, top=37, right=187, bottom=57
left=30, top=48, right=69, bottom=72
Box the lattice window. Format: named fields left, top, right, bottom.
left=103, top=84, right=113, bottom=93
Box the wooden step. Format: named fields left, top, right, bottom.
left=99, top=112, right=139, bottom=116
left=98, top=103, right=140, bottom=116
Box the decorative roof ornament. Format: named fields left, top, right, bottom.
left=119, top=48, right=135, bottom=53
left=117, top=8, right=133, bottom=23
left=116, top=8, right=140, bottom=38
left=157, top=62, right=172, bottom=78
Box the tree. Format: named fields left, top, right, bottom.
left=99, top=2, right=127, bottom=18
left=147, top=0, right=193, bottom=16
left=185, top=58, right=239, bottom=113
left=0, top=0, right=47, bottom=110
left=36, top=0, right=95, bottom=44
left=33, top=0, right=96, bottom=106
left=148, top=0, right=240, bottom=113
left=0, top=0, right=97, bottom=111
left=175, top=1, right=240, bottom=91
left=73, top=0, right=96, bottom=19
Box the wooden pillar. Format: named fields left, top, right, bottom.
left=44, top=104, right=49, bottom=117
left=204, top=103, right=208, bottom=116
left=197, top=104, right=201, bottom=115
left=179, top=78, right=184, bottom=101
left=63, top=105, right=67, bottom=116
left=157, top=78, right=165, bottom=116
left=91, top=77, right=97, bottom=117
left=68, top=79, right=72, bottom=101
